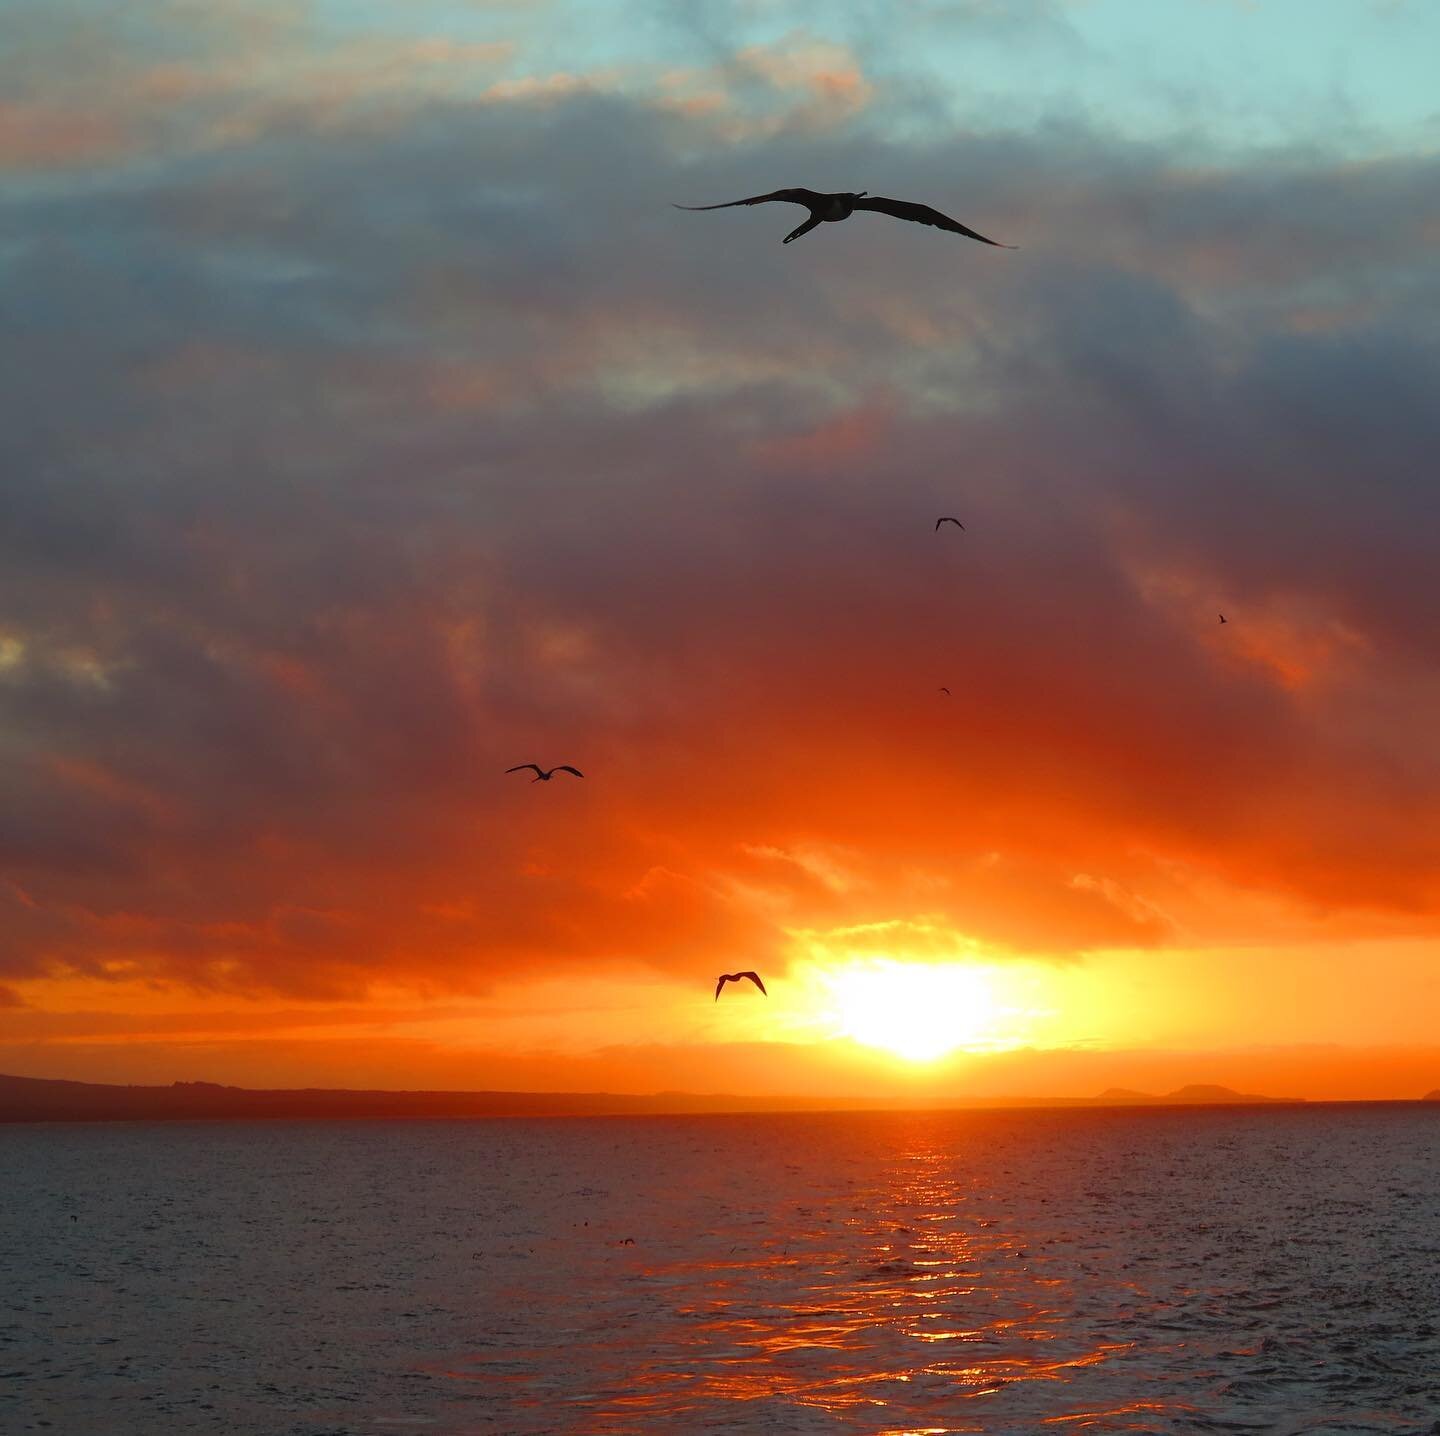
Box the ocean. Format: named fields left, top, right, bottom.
left=3, top=1103, right=1438, bottom=1433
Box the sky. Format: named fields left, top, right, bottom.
left=2, top=0, right=1439, bottom=1101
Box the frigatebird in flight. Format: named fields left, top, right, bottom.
left=935, top=517, right=965, bottom=531
left=506, top=764, right=584, bottom=782
left=715, top=971, right=768, bottom=1001
left=674, top=189, right=1015, bottom=248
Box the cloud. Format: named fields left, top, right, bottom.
left=0, top=102, right=134, bottom=169
left=2, top=9, right=1439, bottom=1014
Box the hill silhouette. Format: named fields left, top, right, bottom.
left=1094, top=1083, right=1292, bottom=1106
left=0, top=1072, right=794, bottom=1123
left=0, top=1071, right=1307, bottom=1123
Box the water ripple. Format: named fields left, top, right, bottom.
left=2, top=1105, right=1438, bottom=1433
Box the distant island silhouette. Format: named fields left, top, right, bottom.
left=1092, top=1084, right=1289, bottom=1106
left=0, top=1072, right=1342, bottom=1124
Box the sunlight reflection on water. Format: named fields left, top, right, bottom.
left=5, top=1105, right=1439, bottom=1433
left=431, top=1106, right=1439, bottom=1433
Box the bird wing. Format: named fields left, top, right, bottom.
left=673, top=188, right=825, bottom=212
left=714, top=975, right=729, bottom=1001
left=555, top=765, right=584, bottom=778
left=936, top=517, right=964, bottom=529
left=738, top=971, right=768, bottom=996
left=505, top=764, right=543, bottom=776
left=852, top=195, right=1015, bottom=247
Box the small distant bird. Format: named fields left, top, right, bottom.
left=1218, top=614, right=1228, bottom=624
left=935, top=517, right=965, bottom=531
left=674, top=189, right=1015, bottom=248
left=939, top=687, right=951, bottom=696
left=506, top=764, right=584, bottom=782
left=715, top=970, right=768, bottom=1001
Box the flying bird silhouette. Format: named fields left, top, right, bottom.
left=935, top=517, right=965, bottom=531
left=715, top=971, right=768, bottom=1001
left=939, top=687, right=951, bottom=696
left=674, top=189, right=1015, bottom=248
left=1218, top=614, right=1228, bottom=625
left=506, top=764, right=584, bottom=782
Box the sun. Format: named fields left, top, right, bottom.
left=820, top=959, right=1017, bottom=1062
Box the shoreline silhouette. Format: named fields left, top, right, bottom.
left=0, top=1070, right=1361, bottom=1124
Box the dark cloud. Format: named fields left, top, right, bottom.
left=3, top=47, right=1440, bottom=998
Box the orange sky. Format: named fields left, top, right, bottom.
left=2, top=2, right=1439, bottom=1102
left=5, top=931, right=1438, bottom=1100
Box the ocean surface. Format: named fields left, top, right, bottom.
left=3, top=1103, right=1438, bottom=1434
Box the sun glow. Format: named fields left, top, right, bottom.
left=819, top=958, right=1030, bottom=1062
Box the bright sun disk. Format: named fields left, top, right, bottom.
left=823, top=959, right=1016, bottom=1062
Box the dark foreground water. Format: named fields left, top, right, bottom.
left=3, top=1103, right=1438, bottom=1434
